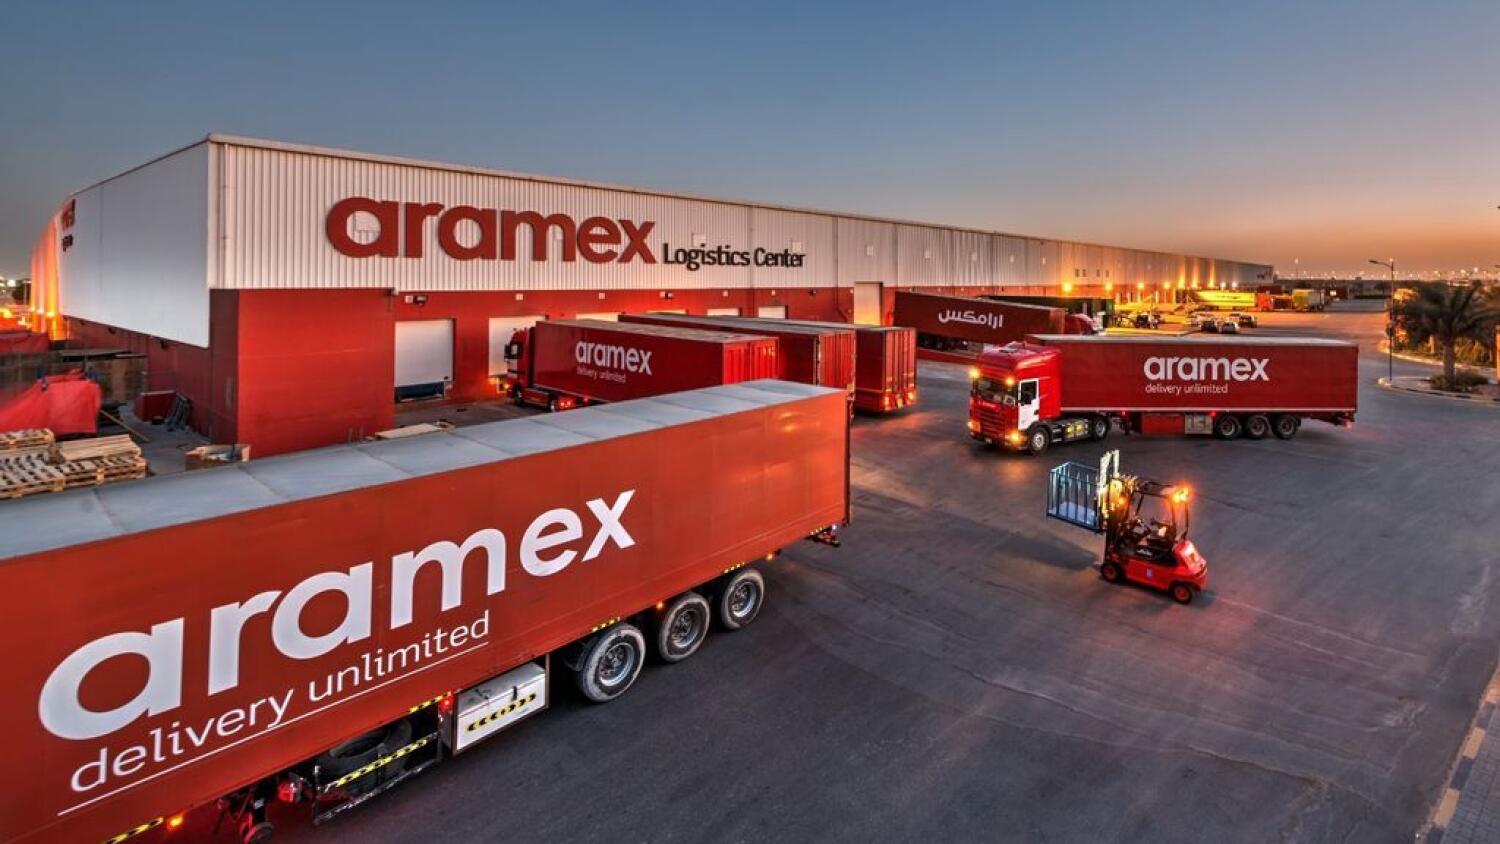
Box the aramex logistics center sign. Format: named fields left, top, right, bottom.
left=326, top=197, right=807, bottom=270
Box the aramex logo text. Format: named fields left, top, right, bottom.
left=1143, top=356, right=1269, bottom=382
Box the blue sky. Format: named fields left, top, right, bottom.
left=2, top=0, right=1497, bottom=277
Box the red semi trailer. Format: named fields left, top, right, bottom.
left=893, top=291, right=1090, bottom=357
left=969, top=335, right=1358, bottom=453
left=688, top=316, right=916, bottom=414
left=0, top=381, right=849, bottom=844
left=620, top=313, right=856, bottom=395
left=501, top=319, right=780, bottom=411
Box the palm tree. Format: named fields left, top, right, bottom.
left=1393, top=282, right=1499, bottom=387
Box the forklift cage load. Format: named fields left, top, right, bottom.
left=1046, top=450, right=1190, bottom=542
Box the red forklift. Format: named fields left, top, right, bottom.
left=1046, top=450, right=1208, bottom=604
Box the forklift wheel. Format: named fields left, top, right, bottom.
left=1170, top=583, right=1194, bottom=604
left=1100, top=562, right=1123, bottom=584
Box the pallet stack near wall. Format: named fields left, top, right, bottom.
left=0, top=431, right=147, bottom=499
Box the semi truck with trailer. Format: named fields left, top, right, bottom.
left=969, top=335, right=1358, bottom=453
left=500, top=319, right=780, bottom=411
left=891, top=291, right=1091, bottom=356
left=684, top=315, right=916, bottom=414
left=0, top=381, right=850, bottom=844
left=620, top=313, right=857, bottom=395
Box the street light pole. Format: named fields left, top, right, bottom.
left=1370, top=258, right=1396, bottom=381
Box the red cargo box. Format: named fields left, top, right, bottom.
left=756, top=318, right=916, bottom=413
left=0, top=381, right=849, bottom=843
left=530, top=319, right=779, bottom=403
left=620, top=314, right=856, bottom=393
left=894, top=291, right=1064, bottom=346
left=1030, top=334, right=1359, bottom=413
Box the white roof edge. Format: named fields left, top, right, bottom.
left=189, top=133, right=1272, bottom=270
left=69, top=136, right=213, bottom=197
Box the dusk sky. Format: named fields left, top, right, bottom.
left=2, top=0, right=1497, bottom=279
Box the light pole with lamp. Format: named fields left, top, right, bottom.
left=1369, top=258, right=1396, bottom=382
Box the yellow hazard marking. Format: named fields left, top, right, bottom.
left=102, top=817, right=163, bottom=844
left=1434, top=787, right=1462, bottom=827
left=465, top=693, right=539, bottom=731
left=1464, top=727, right=1487, bottom=758
left=327, top=736, right=433, bottom=790
left=408, top=692, right=448, bottom=714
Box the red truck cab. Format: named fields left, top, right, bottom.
left=969, top=343, right=1106, bottom=453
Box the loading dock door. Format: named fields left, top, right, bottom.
left=706, top=307, right=741, bottom=316
left=576, top=311, right=620, bottom=322
left=488, top=315, right=543, bottom=376
left=756, top=305, right=788, bottom=319
left=395, top=319, right=454, bottom=401
left=854, top=282, right=883, bottom=325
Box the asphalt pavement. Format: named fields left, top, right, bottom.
left=281, top=304, right=1500, bottom=844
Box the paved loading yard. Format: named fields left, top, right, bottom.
left=279, top=307, right=1500, bottom=843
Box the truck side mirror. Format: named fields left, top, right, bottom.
left=505, top=342, right=522, bottom=358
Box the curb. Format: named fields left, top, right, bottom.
left=1377, top=378, right=1500, bottom=404
left=1377, top=342, right=1492, bottom=373
left=1424, top=677, right=1500, bottom=842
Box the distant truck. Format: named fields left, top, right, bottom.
left=0, top=381, right=850, bottom=844
left=1292, top=289, right=1328, bottom=311
left=501, top=319, right=780, bottom=411
left=892, top=291, right=1092, bottom=355
left=687, top=315, right=917, bottom=413
left=620, top=313, right=857, bottom=395
left=969, top=335, right=1358, bottom=453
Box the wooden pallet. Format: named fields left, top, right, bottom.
left=51, top=434, right=141, bottom=464
left=0, top=461, right=66, bottom=499
left=96, top=454, right=148, bottom=484
left=0, top=429, right=54, bottom=452
left=58, top=460, right=105, bottom=488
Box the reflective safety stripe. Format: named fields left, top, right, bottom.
left=102, top=817, right=163, bottom=844
left=326, top=736, right=433, bottom=791
left=465, top=693, right=539, bottom=732
left=408, top=693, right=448, bottom=714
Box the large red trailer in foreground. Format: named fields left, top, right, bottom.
left=620, top=313, right=856, bottom=395
left=892, top=291, right=1081, bottom=353
left=0, top=381, right=849, bottom=844
left=500, top=319, right=780, bottom=411
left=969, top=335, right=1358, bottom=453
left=690, top=316, right=916, bottom=413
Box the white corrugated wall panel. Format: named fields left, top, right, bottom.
left=835, top=217, right=895, bottom=284
left=58, top=143, right=210, bottom=345
left=749, top=207, right=834, bottom=288
left=896, top=225, right=954, bottom=287
left=951, top=229, right=990, bottom=288
left=220, top=144, right=766, bottom=292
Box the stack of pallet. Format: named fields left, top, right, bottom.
left=0, top=431, right=148, bottom=500
left=0, top=430, right=64, bottom=498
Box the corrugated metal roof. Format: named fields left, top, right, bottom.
left=0, top=380, right=837, bottom=561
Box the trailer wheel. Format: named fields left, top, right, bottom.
left=546, top=395, right=559, bottom=413
left=1212, top=414, right=1242, bottom=440
left=655, top=591, right=710, bottom=663
left=1272, top=415, right=1300, bottom=439
left=1101, top=562, right=1124, bottom=584
left=1088, top=416, right=1110, bottom=441
left=576, top=623, right=646, bottom=703
left=242, top=821, right=275, bottom=844
left=718, top=568, right=766, bottom=631
left=1244, top=415, right=1270, bottom=440
left=1026, top=425, right=1051, bottom=455
left=1170, top=583, right=1194, bottom=605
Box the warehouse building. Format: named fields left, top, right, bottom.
left=28, top=135, right=1272, bottom=455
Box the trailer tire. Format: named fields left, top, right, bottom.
left=546, top=395, right=559, bottom=413
left=1026, top=425, right=1051, bottom=455
left=314, top=717, right=413, bottom=780
left=575, top=623, right=646, bottom=703
left=1244, top=414, right=1270, bottom=440
left=655, top=591, right=710, bottom=663
left=1170, top=582, right=1194, bottom=605
left=718, top=568, right=766, bottom=631
left=242, top=822, right=275, bottom=844
left=1213, top=414, right=1242, bottom=440
left=1272, top=415, right=1300, bottom=439
left=1101, top=562, right=1124, bottom=584
left=1088, top=416, right=1110, bottom=441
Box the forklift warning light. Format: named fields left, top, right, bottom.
left=1171, top=488, right=1192, bottom=504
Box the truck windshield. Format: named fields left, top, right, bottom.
left=972, top=378, right=1015, bottom=404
